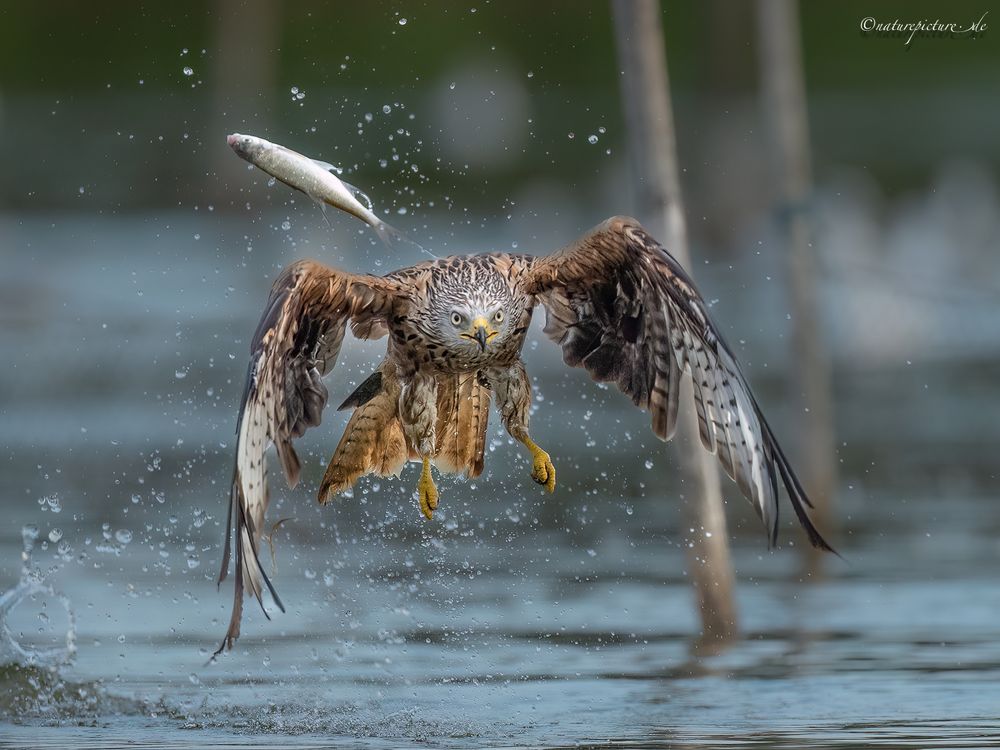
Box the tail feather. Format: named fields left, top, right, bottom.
left=433, top=373, right=490, bottom=478
left=320, top=367, right=493, bottom=502
left=318, top=365, right=406, bottom=502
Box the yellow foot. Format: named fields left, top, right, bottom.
left=526, top=439, right=556, bottom=493
left=417, top=458, right=439, bottom=520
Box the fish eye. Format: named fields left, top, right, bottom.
left=494, top=310, right=504, bottom=323
left=451, top=312, right=463, bottom=326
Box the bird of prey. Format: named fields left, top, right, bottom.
left=214, top=215, right=834, bottom=655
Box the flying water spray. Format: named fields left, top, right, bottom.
left=0, top=525, right=75, bottom=667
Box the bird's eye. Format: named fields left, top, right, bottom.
left=451, top=312, right=462, bottom=326
left=494, top=310, right=504, bottom=323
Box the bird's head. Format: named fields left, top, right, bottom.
left=433, top=275, right=511, bottom=354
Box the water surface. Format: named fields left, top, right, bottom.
left=2, top=214, right=998, bottom=748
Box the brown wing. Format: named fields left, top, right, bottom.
left=520, top=216, right=833, bottom=552
left=214, top=259, right=400, bottom=656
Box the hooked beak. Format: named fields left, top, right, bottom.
left=464, top=316, right=496, bottom=352
left=473, top=326, right=489, bottom=352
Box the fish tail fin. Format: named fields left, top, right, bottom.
left=372, top=220, right=437, bottom=259
left=372, top=219, right=409, bottom=249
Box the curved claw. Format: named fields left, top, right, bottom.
left=417, top=458, right=439, bottom=519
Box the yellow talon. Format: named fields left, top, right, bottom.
left=417, top=457, right=439, bottom=519
left=524, top=438, right=556, bottom=493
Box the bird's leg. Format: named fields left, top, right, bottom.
left=400, top=370, right=440, bottom=519
left=520, top=435, right=556, bottom=493
left=416, top=456, right=439, bottom=520
left=484, top=361, right=556, bottom=493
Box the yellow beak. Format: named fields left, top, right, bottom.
left=465, top=316, right=497, bottom=352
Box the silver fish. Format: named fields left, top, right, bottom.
left=227, top=133, right=402, bottom=246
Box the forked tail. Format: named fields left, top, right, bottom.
left=319, top=367, right=492, bottom=502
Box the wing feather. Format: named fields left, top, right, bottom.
left=214, top=260, right=398, bottom=656
left=521, top=216, right=831, bottom=552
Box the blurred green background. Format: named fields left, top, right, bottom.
left=2, top=0, right=997, bottom=214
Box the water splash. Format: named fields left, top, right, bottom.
left=0, top=525, right=76, bottom=666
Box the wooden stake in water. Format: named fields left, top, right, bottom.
left=611, top=0, right=739, bottom=645
left=755, top=0, right=838, bottom=577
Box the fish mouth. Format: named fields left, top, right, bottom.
left=226, top=133, right=238, bottom=147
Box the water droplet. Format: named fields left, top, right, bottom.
left=382, top=104, right=391, bottom=114
left=78, top=186, right=85, bottom=195
left=527, top=70, right=534, bottom=78
left=21, top=525, right=39, bottom=560
left=174, top=368, right=187, bottom=379
left=281, top=219, right=291, bottom=231
left=644, top=459, right=654, bottom=470
left=567, top=132, right=575, bottom=140
left=117, top=634, right=126, bottom=644
left=48, top=528, right=63, bottom=543
left=398, top=17, right=407, bottom=25
left=182, top=66, right=194, bottom=77
left=187, top=555, right=200, bottom=570
left=449, top=82, right=456, bottom=90
left=588, top=134, right=599, bottom=144
left=115, top=529, right=132, bottom=545
left=290, top=86, right=299, bottom=94
left=189, top=673, right=201, bottom=685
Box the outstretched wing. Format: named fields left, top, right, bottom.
left=520, top=215, right=833, bottom=552
left=215, top=259, right=399, bottom=656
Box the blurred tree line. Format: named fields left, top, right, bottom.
left=1, top=0, right=996, bottom=212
